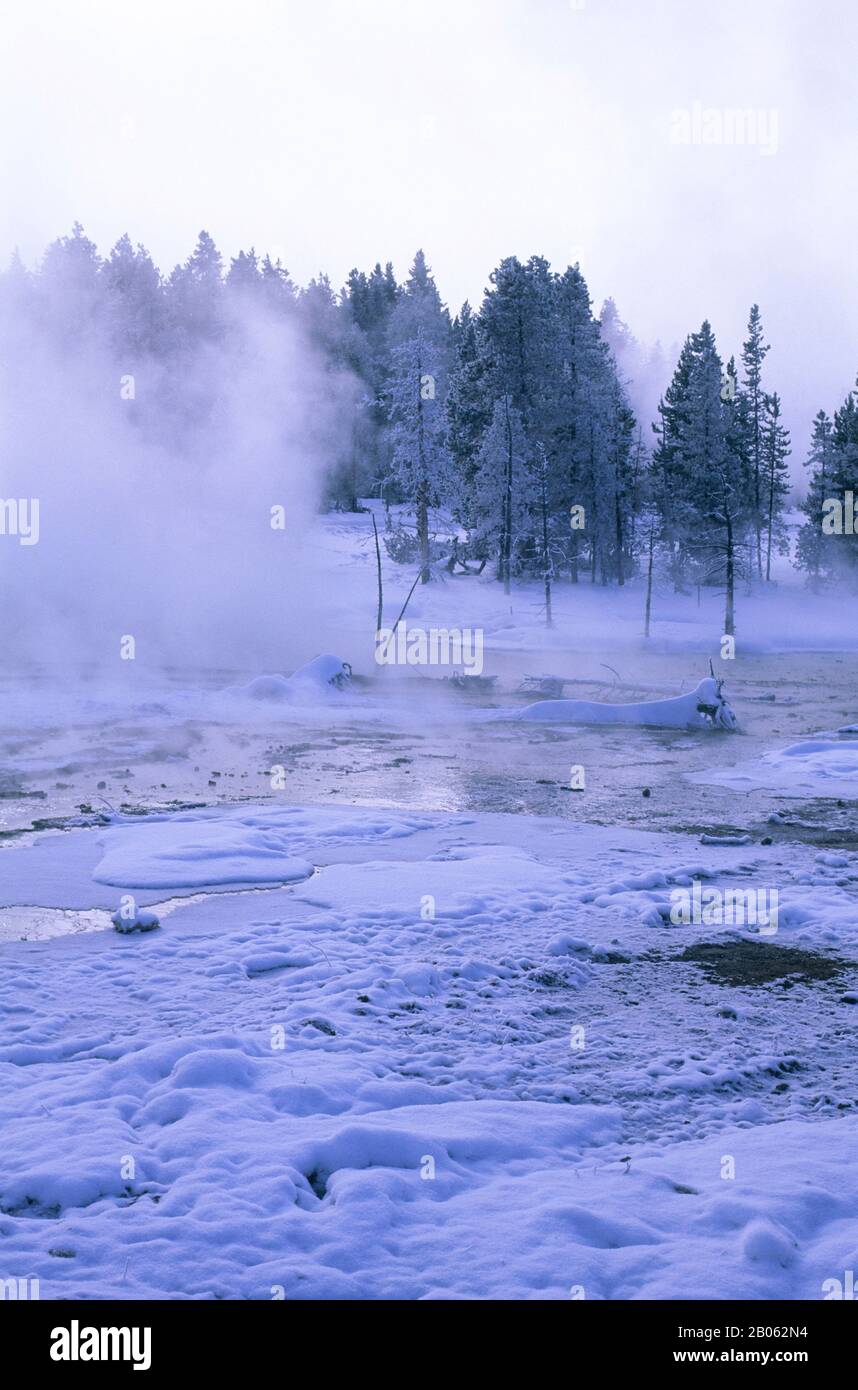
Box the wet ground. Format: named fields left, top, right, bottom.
left=1, top=649, right=857, bottom=850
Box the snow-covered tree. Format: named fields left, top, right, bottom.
left=741, top=304, right=770, bottom=577
left=796, top=410, right=836, bottom=584
left=827, top=383, right=858, bottom=576
left=386, top=326, right=450, bottom=581
left=651, top=335, right=698, bottom=589
left=761, top=391, right=791, bottom=580
left=39, top=222, right=103, bottom=343
left=470, top=394, right=533, bottom=591
left=652, top=322, right=754, bottom=632
left=102, top=234, right=164, bottom=356
left=166, top=230, right=224, bottom=348
left=445, top=302, right=491, bottom=502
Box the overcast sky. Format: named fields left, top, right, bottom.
left=1, top=0, right=855, bottom=455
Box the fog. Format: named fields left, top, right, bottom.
left=1, top=0, right=855, bottom=676
left=0, top=278, right=356, bottom=672
left=2, top=0, right=856, bottom=462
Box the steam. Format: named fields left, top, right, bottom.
left=0, top=258, right=356, bottom=676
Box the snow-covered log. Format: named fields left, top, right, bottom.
left=230, top=655, right=353, bottom=701
left=514, top=676, right=738, bottom=730
left=289, top=655, right=353, bottom=689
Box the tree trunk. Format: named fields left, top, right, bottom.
left=416, top=364, right=430, bottom=583
left=371, top=511, right=383, bottom=639
left=644, top=525, right=654, bottom=638
left=615, top=490, right=625, bottom=586
left=501, top=396, right=514, bottom=594
left=765, top=475, right=774, bottom=582
left=349, top=436, right=359, bottom=512
left=724, top=511, right=736, bottom=636
left=541, top=458, right=552, bottom=627
left=416, top=482, right=430, bottom=584
left=753, top=397, right=763, bottom=579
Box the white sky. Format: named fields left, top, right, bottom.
left=1, top=0, right=855, bottom=454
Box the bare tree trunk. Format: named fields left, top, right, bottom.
left=615, top=490, right=625, bottom=586
left=501, top=395, right=513, bottom=595
left=415, top=365, right=430, bottom=584
left=416, top=481, right=430, bottom=584
left=765, top=474, right=774, bottom=582
left=390, top=569, right=423, bottom=637
left=371, top=510, right=383, bottom=638
left=540, top=449, right=553, bottom=627
left=644, top=524, right=654, bottom=638
left=753, top=397, right=763, bottom=579
left=724, top=510, right=736, bottom=636
left=349, top=430, right=359, bottom=512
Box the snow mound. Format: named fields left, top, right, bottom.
left=290, top=655, right=352, bottom=688
left=111, top=905, right=160, bottom=934
left=230, top=655, right=353, bottom=702
left=513, top=677, right=737, bottom=730
left=94, top=811, right=316, bottom=890
left=698, top=738, right=858, bottom=799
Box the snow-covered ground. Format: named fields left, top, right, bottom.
left=2, top=804, right=858, bottom=1299
left=2, top=512, right=858, bottom=1300
left=698, top=737, right=858, bottom=801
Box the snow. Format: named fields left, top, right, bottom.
left=511, top=677, right=738, bottom=730
left=697, top=737, right=858, bottom=799
left=94, top=811, right=316, bottom=890
left=3, top=514, right=858, bottom=1301
left=228, top=654, right=353, bottom=703
left=111, top=905, right=160, bottom=934
left=2, top=801, right=858, bottom=1299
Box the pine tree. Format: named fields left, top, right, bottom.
left=552, top=264, right=611, bottom=582
left=828, top=382, right=858, bottom=575
left=686, top=324, right=752, bottom=633
left=39, top=223, right=104, bottom=342
left=166, top=230, right=224, bottom=347
left=761, top=391, right=791, bottom=580
left=741, top=304, right=770, bottom=578
left=479, top=256, right=554, bottom=429
left=225, top=247, right=261, bottom=297
left=606, top=375, right=637, bottom=585
left=388, top=249, right=450, bottom=354
left=652, top=323, right=754, bottom=633
left=387, top=326, right=450, bottom=581
left=102, top=235, right=164, bottom=356
left=445, top=302, right=491, bottom=504
left=471, top=395, right=533, bottom=592
left=796, top=410, right=836, bottom=584
left=383, top=253, right=452, bottom=568
left=652, top=336, right=697, bottom=589
left=344, top=260, right=400, bottom=496
left=533, top=440, right=556, bottom=623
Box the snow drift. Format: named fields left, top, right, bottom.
left=697, top=737, right=858, bottom=798
left=514, top=676, right=738, bottom=730
left=229, top=655, right=353, bottom=702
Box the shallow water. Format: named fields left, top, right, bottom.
left=1, top=650, right=857, bottom=851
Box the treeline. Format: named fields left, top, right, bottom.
left=2, top=225, right=855, bottom=623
